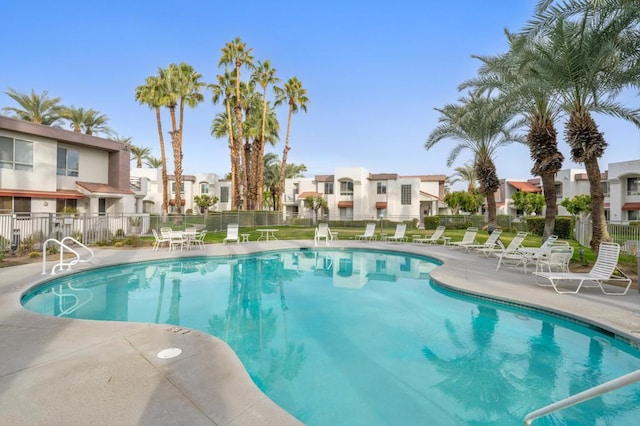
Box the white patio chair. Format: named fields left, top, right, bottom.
left=534, top=244, right=574, bottom=274
left=355, top=223, right=377, bottom=241
left=494, top=231, right=529, bottom=271
left=169, top=231, right=185, bottom=251
left=223, top=224, right=240, bottom=244
left=412, top=226, right=446, bottom=245
left=192, top=230, right=207, bottom=250
left=314, top=223, right=333, bottom=246
left=532, top=242, right=631, bottom=295
left=384, top=224, right=407, bottom=243
left=152, top=229, right=170, bottom=251
left=464, top=229, right=503, bottom=254
left=449, top=227, right=478, bottom=249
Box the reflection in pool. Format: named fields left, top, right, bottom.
left=22, top=249, right=640, bottom=425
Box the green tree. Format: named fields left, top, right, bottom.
left=304, top=195, right=328, bottom=224
left=527, top=0, right=640, bottom=251
left=426, top=91, right=525, bottom=230
left=561, top=194, right=592, bottom=221
left=130, top=145, right=152, bottom=168
left=2, top=88, right=64, bottom=125
left=512, top=191, right=545, bottom=216
left=194, top=194, right=219, bottom=215
left=62, top=106, right=113, bottom=136
left=144, top=155, right=162, bottom=168
left=448, top=163, right=477, bottom=192
left=135, top=75, right=170, bottom=216
left=274, top=77, right=309, bottom=211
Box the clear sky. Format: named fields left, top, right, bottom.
left=3, top=0, right=639, bottom=188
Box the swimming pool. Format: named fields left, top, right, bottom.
left=22, top=248, right=640, bottom=425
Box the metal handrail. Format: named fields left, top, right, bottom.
left=42, top=237, right=94, bottom=275
left=524, top=369, right=640, bottom=425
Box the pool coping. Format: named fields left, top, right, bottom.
left=1, top=240, right=639, bottom=424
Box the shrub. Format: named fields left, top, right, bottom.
left=423, top=216, right=441, bottom=230
left=114, top=241, right=124, bottom=247
left=525, top=217, right=545, bottom=236
left=28, top=251, right=40, bottom=258
left=553, top=216, right=574, bottom=239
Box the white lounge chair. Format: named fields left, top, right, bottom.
left=465, top=229, right=503, bottom=254
left=314, top=223, right=333, bottom=246
left=494, top=231, right=529, bottom=271
left=356, top=223, right=377, bottom=240
left=383, top=223, right=407, bottom=243
left=532, top=242, right=631, bottom=295
left=223, top=224, right=239, bottom=244
left=533, top=244, right=573, bottom=274
left=449, top=227, right=478, bottom=249
left=413, top=226, right=446, bottom=245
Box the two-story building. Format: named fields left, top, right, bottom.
left=283, top=167, right=447, bottom=222
left=0, top=116, right=136, bottom=215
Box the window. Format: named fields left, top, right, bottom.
left=294, top=182, right=299, bottom=196
left=220, top=186, right=229, bottom=203
left=56, top=199, right=77, bottom=212
left=324, top=182, right=334, bottom=195
left=340, top=180, right=353, bottom=196
left=377, top=182, right=387, bottom=195
left=13, top=197, right=31, bottom=215
left=629, top=210, right=640, bottom=221
left=339, top=207, right=353, bottom=219
left=601, top=181, right=609, bottom=197
left=555, top=183, right=563, bottom=199
left=57, top=147, right=79, bottom=176
left=627, top=177, right=640, bottom=195
left=200, top=182, right=209, bottom=194
left=0, top=196, right=11, bottom=213
left=376, top=208, right=386, bottom=218
left=400, top=184, right=412, bottom=205
left=1, top=136, right=33, bottom=171
left=171, top=182, right=185, bottom=194
left=375, top=259, right=386, bottom=273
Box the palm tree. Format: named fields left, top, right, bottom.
left=448, top=163, right=478, bottom=193
left=426, top=92, right=525, bottom=230
left=262, top=153, right=307, bottom=211
left=526, top=2, right=640, bottom=251
left=62, top=106, right=113, bottom=136
left=144, top=155, right=162, bottom=168
left=2, top=88, right=64, bottom=125
left=274, top=77, right=309, bottom=211
left=209, top=71, right=239, bottom=209
left=135, top=75, right=170, bottom=216
left=218, top=37, right=255, bottom=209
left=130, top=145, right=152, bottom=168
left=462, top=30, right=565, bottom=240
left=252, top=60, right=280, bottom=210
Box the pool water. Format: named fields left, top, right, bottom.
left=22, top=249, right=640, bottom=425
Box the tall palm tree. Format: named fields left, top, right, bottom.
left=462, top=30, right=565, bottom=240
left=252, top=60, right=280, bottom=210
left=219, top=37, right=254, bottom=209
left=426, top=92, right=525, bottom=230
left=448, top=163, right=478, bottom=193
left=135, top=75, right=170, bottom=216
left=274, top=77, right=309, bottom=211
left=526, top=2, right=640, bottom=251
left=209, top=71, right=239, bottom=209
left=2, top=88, right=64, bottom=125
left=130, top=145, right=152, bottom=168
left=62, top=106, right=113, bottom=136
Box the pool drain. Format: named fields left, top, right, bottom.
left=157, top=348, right=182, bottom=359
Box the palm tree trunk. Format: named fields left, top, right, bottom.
left=155, top=106, right=169, bottom=217
left=233, top=105, right=244, bottom=210
left=540, top=172, right=558, bottom=240
left=170, top=130, right=183, bottom=214
left=257, top=93, right=268, bottom=210
left=224, top=98, right=237, bottom=210
left=277, top=107, right=293, bottom=211
left=585, top=157, right=609, bottom=253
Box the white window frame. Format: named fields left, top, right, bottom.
left=1, top=136, right=34, bottom=171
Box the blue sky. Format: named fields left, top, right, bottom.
left=3, top=0, right=638, bottom=188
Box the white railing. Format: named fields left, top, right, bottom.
left=42, top=236, right=94, bottom=275
left=524, top=369, right=640, bottom=425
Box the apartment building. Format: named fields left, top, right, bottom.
left=0, top=116, right=137, bottom=215
left=283, top=167, right=447, bottom=222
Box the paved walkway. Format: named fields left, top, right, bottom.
left=1, top=241, right=639, bottom=425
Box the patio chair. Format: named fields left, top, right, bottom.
left=192, top=230, right=207, bottom=250
left=449, top=227, right=478, bottom=249
left=223, top=224, right=240, bottom=244
left=533, top=244, right=574, bottom=274
left=464, top=229, right=503, bottom=254
left=494, top=231, right=529, bottom=271
left=532, top=242, right=631, bottom=295
left=160, top=227, right=172, bottom=240
left=412, top=226, right=446, bottom=245
left=314, top=223, right=334, bottom=246
left=355, top=223, right=377, bottom=241
left=384, top=224, right=407, bottom=243
left=169, top=230, right=185, bottom=251
left=152, top=229, right=170, bottom=251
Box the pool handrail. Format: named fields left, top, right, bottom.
left=523, top=369, right=640, bottom=425
left=42, top=237, right=94, bottom=275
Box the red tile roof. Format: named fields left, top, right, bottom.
left=508, top=181, right=542, bottom=193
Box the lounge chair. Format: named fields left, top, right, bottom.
left=532, top=242, right=631, bottom=295
left=356, top=223, right=377, bottom=241
left=314, top=223, right=333, bottom=246
left=412, top=226, right=446, bottom=245
left=533, top=244, right=574, bottom=274
left=449, top=227, right=478, bottom=249
left=223, top=223, right=239, bottom=244
left=464, top=229, right=502, bottom=254
left=494, top=231, right=529, bottom=271
left=152, top=229, right=170, bottom=251
left=517, top=235, right=559, bottom=258
left=383, top=223, right=407, bottom=243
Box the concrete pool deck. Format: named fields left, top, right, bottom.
left=1, top=240, right=639, bottom=425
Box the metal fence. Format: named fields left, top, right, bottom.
left=575, top=219, right=640, bottom=255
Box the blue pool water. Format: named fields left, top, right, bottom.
left=22, top=249, right=640, bottom=425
